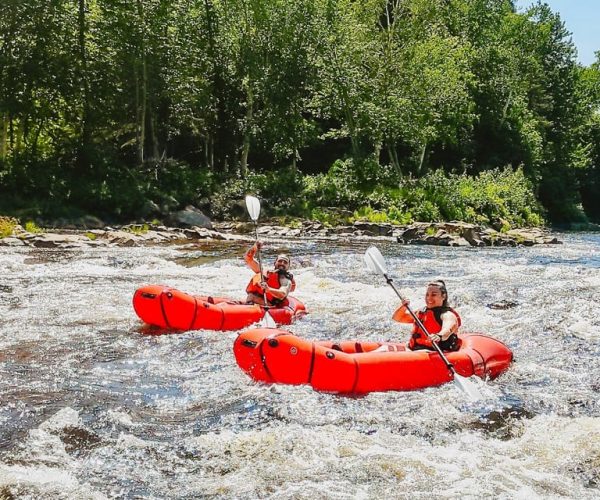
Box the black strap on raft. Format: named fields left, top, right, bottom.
left=307, top=343, right=316, bottom=383
left=468, top=343, right=487, bottom=376
left=159, top=290, right=172, bottom=328
left=189, top=297, right=199, bottom=330
left=258, top=332, right=287, bottom=382
left=218, top=307, right=225, bottom=331
left=350, top=358, right=360, bottom=394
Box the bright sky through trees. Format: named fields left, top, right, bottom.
left=515, top=0, right=599, bottom=66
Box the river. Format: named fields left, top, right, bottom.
left=0, top=233, right=599, bottom=499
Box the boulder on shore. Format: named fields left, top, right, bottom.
left=0, top=213, right=562, bottom=248
left=166, top=205, right=213, bottom=230
left=395, top=222, right=561, bottom=247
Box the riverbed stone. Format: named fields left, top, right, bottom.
left=168, top=205, right=213, bottom=229
left=0, top=237, right=27, bottom=247
left=104, top=230, right=138, bottom=247
left=0, top=214, right=563, bottom=248
left=395, top=221, right=560, bottom=247
left=352, top=221, right=394, bottom=236
left=29, top=233, right=92, bottom=248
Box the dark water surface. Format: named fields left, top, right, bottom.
left=0, top=233, right=599, bottom=498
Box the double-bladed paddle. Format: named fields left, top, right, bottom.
left=364, top=245, right=481, bottom=400
left=245, top=195, right=276, bottom=328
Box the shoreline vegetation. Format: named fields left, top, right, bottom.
left=1, top=1, right=599, bottom=231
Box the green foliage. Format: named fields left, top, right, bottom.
left=0, top=217, right=17, bottom=238
left=24, top=221, right=43, bottom=234
left=343, top=166, right=545, bottom=228
left=352, top=207, right=389, bottom=224
left=406, top=167, right=545, bottom=227
left=300, top=158, right=395, bottom=213
left=302, top=162, right=362, bottom=209
left=0, top=0, right=597, bottom=224
left=273, top=216, right=303, bottom=229
left=209, top=166, right=304, bottom=219
left=308, top=207, right=351, bottom=227
left=425, top=226, right=437, bottom=237
left=124, top=224, right=149, bottom=235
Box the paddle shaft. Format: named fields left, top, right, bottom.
left=252, top=222, right=269, bottom=307
left=384, top=274, right=459, bottom=376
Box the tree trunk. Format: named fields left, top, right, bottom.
left=135, top=68, right=142, bottom=162
left=204, top=0, right=231, bottom=174
left=387, top=143, right=403, bottom=178
left=149, top=113, right=159, bottom=160
left=0, top=113, right=8, bottom=160
left=204, top=136, right=211, bottom=169
left=373, top=139, right=382, bottom=164
left=331, top=47, right=360, bottom=158
left=417, top=141, right=427, bottom=175
left=9, top=116, right=14, bottom=151
left=136, top=0, right=147, bottom=165
left=500, top=88, right=513, bottom=126
left=240, top=84, right=253, bottom=178
left=77, top=0, right=91, bottom=151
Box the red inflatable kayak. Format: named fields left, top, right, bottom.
left=234, top=328, right=513, bottom=394
left=133, top=285, right=307, bottom=331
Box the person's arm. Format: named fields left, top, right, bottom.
left=244, top=242, right=261, bottom=274
left=265, top=276, right=291, bottom=300
left=430, top=311, right=458, bottom=343
left=392, top=299, right=414, bottom=323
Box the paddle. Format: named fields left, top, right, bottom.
left=245, top=195, right=276, bottom=328
left=364, top=245, right=481, bottom=400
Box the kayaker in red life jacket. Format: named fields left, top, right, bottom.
left=244, top=241, right=296, bottom=306
left=392, top=280, right=461, bottom=352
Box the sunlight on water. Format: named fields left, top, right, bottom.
left=0, top=234, right=599, bottom=498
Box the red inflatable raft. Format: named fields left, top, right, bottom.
left=234, top=328, right=513, bottom=394
left=133, top=285, right=307, bottom=332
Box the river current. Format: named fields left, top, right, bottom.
left=0, top=233, right=599, bottom=499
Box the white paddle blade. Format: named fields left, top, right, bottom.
left=364, top=246, right=388, bottom=275
left=259, top=311, right=277, bottom=328
left=245, top=195, right=261, bottom=221
left=453, top=373, right=482, bottom=401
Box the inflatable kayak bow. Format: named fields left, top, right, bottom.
left=234, top=328, right=513, bottom=394
left=133, top=285, right=306, bottom=332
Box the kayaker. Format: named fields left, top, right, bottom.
left=244, top=241, right=295, bottom=306
left=392, top=280, right=461, bottom=351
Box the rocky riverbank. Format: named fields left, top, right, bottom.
left=0, top=210, right=561, bottom=249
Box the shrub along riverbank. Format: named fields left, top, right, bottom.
left=1, top=162, right=545, bottom=232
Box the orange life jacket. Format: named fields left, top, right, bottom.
left=246, top=270, right=296, bottom=305
left=408, top=307, right=461, bottom=350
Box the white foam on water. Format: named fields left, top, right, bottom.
left=1, top=234, right=599, bottom=498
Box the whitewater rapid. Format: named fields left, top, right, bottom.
left=0, top=234, right=598, bottom=498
